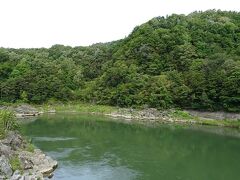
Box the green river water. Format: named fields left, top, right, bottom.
left=20, top=113, right=240, bottom=180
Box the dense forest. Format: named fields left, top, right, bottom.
left=0, top=10, right=240, bottom=112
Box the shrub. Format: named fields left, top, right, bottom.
left=171, top=110, right=194, bottom=120
left=0, top=110, right=19, bottom=138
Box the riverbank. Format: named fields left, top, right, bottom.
left=0, top=110, right=57, bottom=179
left=1, top=102, right=240, bottom=128
left=39, top=103, right=240, bottom=129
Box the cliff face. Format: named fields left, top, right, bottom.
left=0, top=131, right=57, bottom=179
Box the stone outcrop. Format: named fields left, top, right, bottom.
left=18, top=149, right=58, bottom=177
left=0, top=104, right=40, bottom=117
left=106, top=108, right=172, bottom=121
left=0, top=131, right=57, bottom=179
left=13, top=105, right=40, bottom=117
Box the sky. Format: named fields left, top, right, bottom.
left=0, top=0, right=239, bottom=48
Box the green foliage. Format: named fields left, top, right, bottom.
left=0, top=10, right=239, bottom=111
left=42, top=102, right=117, bottom=114
left=9, top=156, right=23, bottom=173
left=25, top=142, right=35, bottom=153
left=171, top=110, right=194, bottom=120
left=0, top=110, right=19, bottom=138
left=20, top=91, right=28, bottom=103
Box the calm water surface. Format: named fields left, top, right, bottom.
left=20, top=113, right=240, bottom=180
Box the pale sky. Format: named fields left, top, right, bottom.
left=0, top=0, right=239, bottom=48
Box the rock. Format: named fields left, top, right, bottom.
left=10, top=170, right=23, bottom=180
left=47, top=109, right=56, bottom=113
left=2, top=131, right=25, bottom=150
left=0, top=142, right=14, bottom=158
left=11, top=170, right=44, bottom=180
left=14, top=105, right=38, bottom=114
left=0, top=106, right=7, bottom=110
left=0, top=175, right=6, bottom=179
left=10, top=104, right=40, bottom=117
left=47, top=173, right=54, bottom=178
left=0, top=155, right=13, bottom=178
left=19, top=155, right=34, bottom=170
left=23, top=171, right=44, bottom=180
left=18, top=149, right=57, bottom=177
left=0, top=131, right=57, bottom=179
left=111, top=108, right=170, bottom=121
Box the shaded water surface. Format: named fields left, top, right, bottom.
left=20, top=113, right=240, bottom=180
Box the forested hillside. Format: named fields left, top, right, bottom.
left=0, top=10, right=240, bottom=111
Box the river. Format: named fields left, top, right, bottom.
left=20, top=113, right=240, bottom=180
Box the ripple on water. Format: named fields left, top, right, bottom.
left=32, top=137, right=77, bottom=142
left=53, top=162, right=140, bottom=180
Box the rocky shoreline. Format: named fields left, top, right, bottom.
left=0, top=131, right=57, bottom=180
left=105, top=108, right=195, bottom=123
left=0, top=105, right=58, bottom=179
left=0, top=105, right=41, bottom=118
left=1, top=104, right=239, bottom=179
left=104, top=108, right=240, bottom=128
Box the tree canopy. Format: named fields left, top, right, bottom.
left=0, top=10, right=240, bottom=111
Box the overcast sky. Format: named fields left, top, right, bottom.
left=0, top=0, right=239, bottom=48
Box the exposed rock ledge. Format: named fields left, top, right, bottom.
left=105, top=108, right=174, bottom=121
left=0, top=131, right=57, bottom=179
left=0, top=105, right=41, bottom=118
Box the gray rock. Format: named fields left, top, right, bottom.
left=0, top=155, right=13, bottom=178
left=13, top=105, right=40, bottom=117
left=18, top=149, right=57, bottom=178
left=2, top=131, right=25, bottom=150
left=0, top=106, right=7, bottom=110
left=0, top=175, right=6, bottom=180
left=19, top=155, right=33, bottom=170
left=14, top=105, right=38, bottom=114
left=11, top=170, right=44, bottom=180
left=0, top=142, right=13, bottom=158
left=10, top=170, right=23, bottom=180
left=0, top=132, right=57, bottom=180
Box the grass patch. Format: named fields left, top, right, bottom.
left=40, top=102, right=117, bottom=114
left=170, top=110, right=195, bottom=120
left=9, top=156, right=23, bottom=173
left=170, top=110, right=240, bottom=128
left=25, top=142, right=35, bottom=153
left=195, top=118, right=240, bottom=128
left=0, top=110, right=19, bottom=138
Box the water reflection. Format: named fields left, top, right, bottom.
left=21, top=113, right=240, bottom=180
